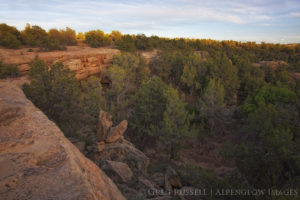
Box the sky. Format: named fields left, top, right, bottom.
left=0, top=0, right=300, bottom=43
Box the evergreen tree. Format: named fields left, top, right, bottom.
left=198, top=78, right=225, bottom=134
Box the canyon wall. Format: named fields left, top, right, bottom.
left=0, top=46, right=120, bottom=80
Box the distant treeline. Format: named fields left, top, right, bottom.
left=1, top=23, right=300, bottom=57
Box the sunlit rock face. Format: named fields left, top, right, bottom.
left=0, top=79, right=125, bottom=200
left=0, top=46, right=120, bottom=80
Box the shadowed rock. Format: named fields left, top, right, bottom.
left=101, top=160, right=133, bottom=183
left=92, top=139, right=150, bottom=174
left=0, top=79, right=125, bottom=200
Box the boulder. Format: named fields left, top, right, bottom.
left=0, top=80, right=126, bottom=200
left=96, top=110, right=128, bottom=143
left=101, top=160, right=133, bottom=183
left=106, top=120, right=128, bottom=143
left=165, top=167, right=182, bottom=189
left=92, top=140, right=150, bottom=173
left=138, top=176, right=158, bottom=192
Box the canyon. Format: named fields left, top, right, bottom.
left=0, top=46, right=120, bottom=80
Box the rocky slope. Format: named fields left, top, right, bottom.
left=88, top=110, right=186, bottom=200
left=0, top=46, right=120, bottom=80
left=0, top=78, right=125, bottom=200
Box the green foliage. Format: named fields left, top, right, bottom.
left=161, top=86, right=193, bottom=158
left=23, top=58, right=100, bottom=142
left=242, top=85, right=297, bottom=113
left=81, top=76, right=104, bottom=118
left=183, top=164, right=219, bottom=190
left=295, top=79, right=300, bottom=97
left=21, top=24, right=48, bottom=47
left=43, top=38, right=66, bottom=51
left=235, top=57, right=266, bottom=101
left=20, top=24, right=65, bottom=50
left=112, top=52, right=148, bottom=85
left=0, top=61, right=19, bottom=78
left=104, top=65, right=130, bottom=122
left=236, top=103, right=298, bottom=189
left=102, top=53, right=149, bottom=122
left=228, top=85, right=300, bottom=189
left=115, top=34, right=136, bottom=51
left=205, top=52, right=239, bottom=103
left=151, top=50, right=193, bottom=85
left=129, top=76, right=169, bottom=147
left=114, top=33, right=156, bottom=51
left=60, top=27, right=77, bottom=45
left=85, top=30, right=111, bottom=47
left=110, top=30, right=122, bottom=42
left=129, top=76, right=192, bottom=157
left=152, top=50, right=239, bottom=103
left=0, top=23, right=21, bottom=48
left=0, top=23, right=72, bottom=50
left=180, top=52, right=207, bottom=94
left=182, top=164, right=250, bottom=200
left=198, top=78, right=225, bottom=133
left=135, top=34, right=153, bottom=51
left=0, top=32, right=21, bottom=48
left=48, top=27, right=77, bottom=46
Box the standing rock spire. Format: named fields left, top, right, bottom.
left=96, top=110, right=128, bottom=143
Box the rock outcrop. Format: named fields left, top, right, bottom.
left=88, top=110, right=161, bottom=199
left=101, top=160, right=133, bottom=183
left=92, top=111, right=148, bottom=173
left=0, top=79, right=125, bottom=200
left=165, top=167, right=182, bottom=189
left=96, top=110, right=128, bottom=143
left=0, top=46, right=120, bottom=80
left=252, top=60, right=288, bottom=69
left=92, top=138, right=150, bottom=174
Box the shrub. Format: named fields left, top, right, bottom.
left=115, top=34, right=136, bottom=51
left=49, top=27, right=77, bottom=46
left=0, top=62, right=19, bottom=78
left=21, top=24, right=48, bottom=47
left=22, top=58, right=100, bottom=142
left=85, top=30, right=111, bottom=47
left=0, top=23, right=21, bottom=48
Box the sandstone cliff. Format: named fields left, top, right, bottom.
left=0, top=46, right=120, bottom=80
left=0, top=79, right=126, bottom=200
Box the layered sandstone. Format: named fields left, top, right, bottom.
left=0, top=46, right=120, bottom=80
left=0, top=79, right=125, bottom=200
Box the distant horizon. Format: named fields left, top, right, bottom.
left=1, top=0, right=300, bottom=44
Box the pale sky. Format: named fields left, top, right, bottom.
left=1, top=0, right=300, bottom=43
